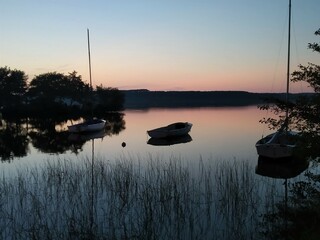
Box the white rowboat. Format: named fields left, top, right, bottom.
left=147, top=122, right=192, bottom=139
left=68, top=119, right=106, bottom=133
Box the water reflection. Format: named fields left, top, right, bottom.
left=0, top=106, right=270, bottom=164
left=256, top=157, right=310, bottom=239
left=68, top=130, right=107, bottom=142
left=0, top=112, right=125, bottom=161
left=147, top=134, right=192, bottom=146
left=0, top=120, right=29, bottom=161
left=255, top=157, right=309, bottom=179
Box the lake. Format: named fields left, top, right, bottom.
left=1, top=106, right=270, bottom=166
left=0, top=106, right=313, bottom=239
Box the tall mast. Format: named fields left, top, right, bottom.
left=87, top=28, right=92, bottom=90
left=286, top=0, right=291, bottom=105
left=285, top=0, right=291, bottom=122
left=87, top=29, right=94, bottom=118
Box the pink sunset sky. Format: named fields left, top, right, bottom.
left=1, top=0, right=319, bottom=93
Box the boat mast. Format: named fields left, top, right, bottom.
left=87, top=28, right=94, bottom=118
left=87, top=28, right=93, bottom=90
left=285, top=0, right=291, bottom=117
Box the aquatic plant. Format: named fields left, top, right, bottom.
left=0, top=156, right=272, bottom=239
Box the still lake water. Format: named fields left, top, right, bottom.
left=0, top=106, right=313, bottom=239
left=2, top=106, right=270, bottom=171
left=2, top=105, right=311, bottom=180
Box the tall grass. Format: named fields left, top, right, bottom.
left=0, top=156, right=272, bottom=239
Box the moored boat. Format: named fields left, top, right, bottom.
left=68, top=118, right=106, bottom=133
left=147, top=122, right=192, bottom=139
left=256, top=130, right=298, bottom=159
left=255, top=0, right=299, bottom=159
left=67, top=29, right=105, bottom=133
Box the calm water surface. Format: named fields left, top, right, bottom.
left=0, top=106, right=313, bottom=239
left=1, top=106, right=270, bottom=171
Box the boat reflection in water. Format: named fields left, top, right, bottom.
left=147, top=134, right=192, bottom=146
left=255, top=156, right=309, bottom=239
left=68, top=129, right=107, bottom=142
left=255, top=156, right=309, bottom=179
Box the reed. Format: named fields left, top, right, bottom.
left=0, top=156, right=274, bottom=239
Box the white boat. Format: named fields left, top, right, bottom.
left=68, top=118, right=106, bottom=133
left=68, top=29, right=105, bottom=133
left=256, top=0, right=298, bottom=159
left=147, top=122, right=192, bottom=139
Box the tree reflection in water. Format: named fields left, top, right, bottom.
left=0, top=119, right=29, bottom=161
left=0, top=112, right=125, bottom=161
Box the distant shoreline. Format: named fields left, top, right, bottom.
left=122, top=89, right=313, bottom=109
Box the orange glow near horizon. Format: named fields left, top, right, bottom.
left=2, top=1, right=319, bottom=95
left=88, top=67, right=313, bottom=93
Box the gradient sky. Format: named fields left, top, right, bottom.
left=1, top=0, right=319, bottom=92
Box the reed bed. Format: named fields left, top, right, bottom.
left=0, top=156, right=270, bottom=239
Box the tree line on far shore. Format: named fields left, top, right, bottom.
left=0, top=67, right=124, bottom=116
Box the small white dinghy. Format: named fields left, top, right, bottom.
left=147, top=122, right=192, bottom=139
left=68, top=119, right=106, bottom=133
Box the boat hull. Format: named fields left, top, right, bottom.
left=255, top=131, right=297, bottom=159
left=147, top=122, right=192, bottom=139
left=256, top=142, right=295, bottom=159
left=68, top=119, right=106, bottom=133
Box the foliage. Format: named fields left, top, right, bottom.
left=261, top=169, right=320, bottom=240
left=95, top=85, right=124, bottom=111
left=0, top=67, right=124, bottom=116
left=0, top=66, right=27, bottom=108
left=259, top=28, right=320, bottom=158
left=290, top=29, right=320, bottom=133
left=259, top=29, right=320, bottom=240
left=28, top=71, right=90, bottom=108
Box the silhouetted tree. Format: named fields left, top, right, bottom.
left=259, top=28, right=320, bottom=239
left=67, top=71, right=90, bottom=102
left=95, top=85, right=124, bottom=111
left=0, top=66, right=27, bottom=108
left=28, top=71, right=90, bottom=112
left=0, top=67, right=123, bottom=115
left=289, top=29, right=320, bottom=158
left=28, top=72, right=65, bottom=101
left=260, top=28, right=320, bottom=159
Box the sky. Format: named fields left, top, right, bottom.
left=1, top=0, right=319, bottom=92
